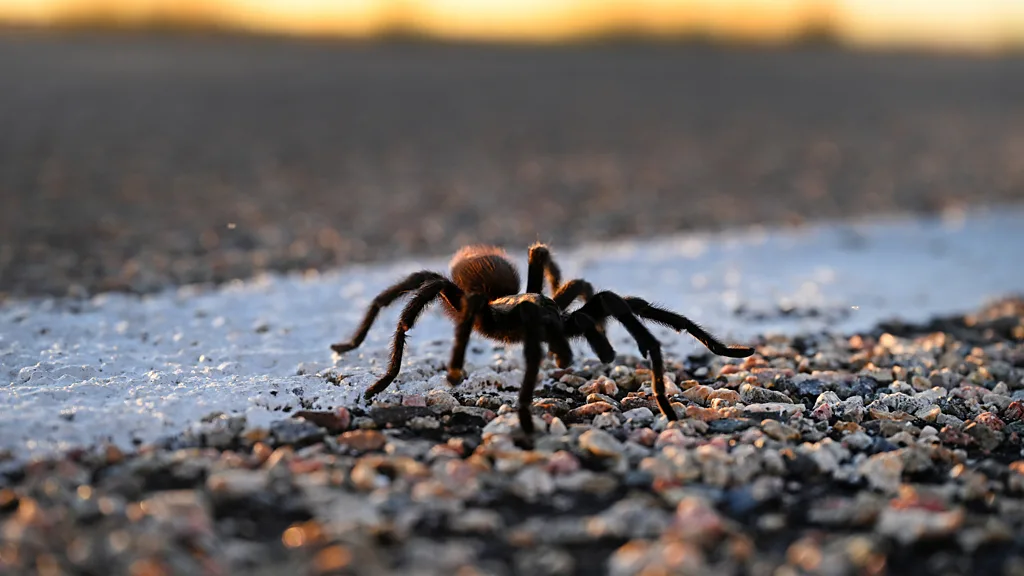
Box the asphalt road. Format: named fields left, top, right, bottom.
left=1, top=32, right=1022, bottom=297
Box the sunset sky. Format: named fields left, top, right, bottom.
left=2, top=0, right=1023, bottom=51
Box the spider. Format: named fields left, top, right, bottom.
left=331, top=244, right=754, bottom=436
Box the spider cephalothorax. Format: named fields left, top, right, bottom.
left=331, top=244, right=754, bottom=435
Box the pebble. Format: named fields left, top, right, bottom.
left=742, top=403, right=804, bottom=419
left=335, top=430, right=387, bottom=453
left=622, top=407, right=655, bottom=427
left=548, top=417, right=568, bottom=436
left=292, top=408, right=351, bottom=433
left=761, top=420, right=801, bottom=442
left=740, top=384, right=794, bottom=405
left=426, top=390, right=461, bottom=413
left=708, top=388, right=741, bottom=404
left=593, top=412, right=623, bottom=429
left=859, top=451, right=905, bottom=493
left=875, top=506, right=965, bottom=544
left=566, top=401, right=617, bottom=422
left=270, top=418, right=324, bottom=446
left=579, top=376, right=619, bottom=397
left=579, top=429, right=625, bottom=458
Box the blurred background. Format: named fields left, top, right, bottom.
left=0, top=0, right=1022, bottom=298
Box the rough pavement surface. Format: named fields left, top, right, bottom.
left=1, top=33, right=1023, bottom=298
left=1, top=298, right=1023, bottom=575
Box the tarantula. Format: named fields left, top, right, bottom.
left=331, top=244, right=754, bottom=435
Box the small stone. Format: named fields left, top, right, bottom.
left=587, top=393, right=620, bottom=408
left=964, top=422, right=1003, bottom=452
left=743, top=403, right=804, bottom=419
left=982, top=393, right=1012, bottom=412
left=566, top=401, right=617, bottom=422
left=516, top=547, right=576, bottom=576
left=683, top=385, right=713, bottom=406
left=761, top=420, right=800, bottom=441
left=369, top=405, right=435, bottom=427
left=408, top=416, right=440, bottom=430
left=917, top=406, right=941, bottom=423
left=1005, top=401, right=1024, bottom=422
left=974, top=412, right=1005, bottom=432
left=611, top=365, right=638, bottom=391
left=740, top=384, right=794, bottom=404
left=630, top=428, right=657, bottom=447
left=843, top=432, right=873, bottom=452
left=270, top=418, right=324, bottom=446
left=513, top=466, right=556, bottom=502
left=875, top=506, right=965, bottom=544
left=548, top=417, right=568, bottom=436
left=654, top=429, right=693, bottom=449
left=707, top=419, right=754, bottom=434
left=673, top=497, right=725, bottom=542
left=579, top=429, right=625, bottom=458
left=814, top=391, right=842, bottom=410
left=476, top=396, right=503, bottom=410
left=452, top=405, right=497, bottom=423
left=350, top=458, right=390, bottom=491
left=141, top=490, right=210, bottom=530
left=336, top=430, right=387, bottom=453
left=911, top=375, right=933, bottom=392
left=623, top=407, right=655, bottom=426
left=193, top=414, right=248, bottom=449
left=546, top=451, right=581, bottom=475
left=426, top=389, right=460, bottom=413
left=685, top=405, right=722, bottom=422
left=834, top=421, right=862, bottom=434
left=810, top=402, right=833, bottom=421
left=559, top=374, right=587, bottom=387
left=207, top=470, right=265, bottom=496
left=938, top=425, right=974, bottom=447
left=293, top=408, right=351, bottom=432
left=867, top=393, right=928, bottom=417
left=593, top=412, right=622, bottom=429
left=859, top=451, right=904, bottom=493
left=580, top=376, right=619, bottom=397
left=708, top=388, right=741, bottom=404
left=451, top=509, right=504, bottom=534
left=794, top=378, right=825, bottom=398
left=402, top=394, right=427, bottom=407
left=838, top=396, right=866, bottom=423
left=533, top=397, right=572, bottom=416
left=662, top=376, right=682, bottom=396
left=800, top=438, right=850, bottom=474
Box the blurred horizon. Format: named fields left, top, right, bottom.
left=3, top=0, right=1024, bottom=53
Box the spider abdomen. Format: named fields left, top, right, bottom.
left=449, top=245, right=521, bottom=301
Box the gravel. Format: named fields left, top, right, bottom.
left=1, top=297, right=1023, bottom=575
left=1, top=33, right=1023, bottom=298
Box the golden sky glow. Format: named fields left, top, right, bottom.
left=2, top=0, right=1023, bottom=51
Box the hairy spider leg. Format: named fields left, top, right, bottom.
left=447, top=293, right=488, bottom=384
left=363, top=279, right=450, bottom=399
left=543, top=314, right=575, bottom=369
left=571, top=291, right=676, bottom=421
left=623, top=297, right=754, bottom=358
left=567, top=311, right=616, bottom=363
left=331, top=270, right=450, bottom=353
left=554, top=278, right=606, bottom=334
left=552, top=279, right=595, bottom=308
left=516, top=303, right=546, bottom=435
left=526, top=243, right=563, bottom=294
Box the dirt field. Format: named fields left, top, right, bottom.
left=1, top=33, right=1022, bottom=297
